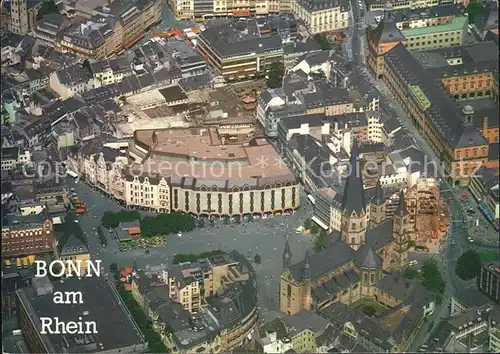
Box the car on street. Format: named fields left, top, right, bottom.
left=296, top=226, right=305, bottom=233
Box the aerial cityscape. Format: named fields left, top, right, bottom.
left=0, top=0, right=499, bottom=353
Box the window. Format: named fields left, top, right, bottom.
left=287, top=284, right=292, bottom=297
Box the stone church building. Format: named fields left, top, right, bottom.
left=280, top=139, right=411, bottom=315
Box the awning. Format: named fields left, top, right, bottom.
left=311, top=216, right=329, bottom=230
left=478, top=201, right=494, bottom=222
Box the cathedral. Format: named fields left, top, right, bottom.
left=280, top=139, right=411, bottom=315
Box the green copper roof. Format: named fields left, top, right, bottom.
left=410, top=85, right=431, bottom=110
left=401, top=17, right=467, bottom=37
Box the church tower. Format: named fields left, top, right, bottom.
left=10, top=0, right=29, bottom=35
left=341, top=138, right=367, bottom=251
left=282, top=236, right=292, bottom=269
left=392, top=190, right=410, bottom=268
left=370, top=179, right=387, bottom=227
left=302, top=250, right=312, bottom=311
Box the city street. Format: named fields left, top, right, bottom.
left=68, top=179, right=313, bottom=324
left=345, top=5, right=494, bottom=349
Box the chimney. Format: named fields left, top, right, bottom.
left=483, top=116, right=488, bottom=133
left=462, top=105, right=474, bottom=127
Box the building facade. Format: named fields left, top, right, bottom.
left=478, top=262, right=500, bottom=304
left=196, top=20, right=284, bottom=81
left=168, top=0, right=292, bottom=20
left=68, top=129, right=300, bottom=216
left=292, top=0, right=350, bottom=35
left=367, top=9, right=468, bottom=79
left=383, top=42, right=495, bottom=185
left=1, top=211, right=55, bottom=259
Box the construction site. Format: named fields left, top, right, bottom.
left=405, top=180, right=450, bottom=253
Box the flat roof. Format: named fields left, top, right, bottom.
left=131, top=128, right=295, bottom=181
left=158, top=85, right=188, bottom=103
left=17, top=277, right=146, bottom=353
left=401, top=16, right=467, bottom=37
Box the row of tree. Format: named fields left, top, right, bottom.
left=141, top=212, right=196, bottom=237
left=97, top=226, right=108, bottom=248
left=173, top=250, right=224, bottom=264
left=102, top=210, right=196, bottom=237
left=115, top=278, right=167, bottom=352
left=101, top=210, right=141, bottom=229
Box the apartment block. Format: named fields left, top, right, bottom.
left=197, top=18, right=286, bottom=82
left=54, top=0, right=162, bottom=60
left=1, top=147, right=31, bottom=171
left=366, top=0, right=440, bottom=12
left=478, top=262, right=500, bottom=304
left=130, top=251, right=258, bottom=353
left=1, top=210, right=55, bottom=259
left=168, top=0, right=292, bottom=20
left=292, top=0, right=350, bottom=34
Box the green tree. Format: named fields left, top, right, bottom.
left=403, top=267, right=419, bottom=280
left=467, top=1, right=485, bottom=24
left=116, top=284, right=167, bottom=352
left=254, top=254, right=262, bottom=264
left=37, top=0, right=60, bottom=21
left=173, top=250, right=224, bottom=264
left=313, top=33, right=333, bottom=50
left=315, top=229, right=328, bottom=251
left=310, top=70, right=327, bottom=81
left=140, top=212, right=195, bottom=237
left=266, top=61, right=285, bottom=89
left=303, top=218, right=312, bottom=229
left=455, top=249, right=481, bottom=280
left=310, top=224, right=320, bottom=234
left=362, top=305, right=376, bottom=317
left=101, top=210, right=140, bottom=229
left=421, top=258, right=446, bottom=295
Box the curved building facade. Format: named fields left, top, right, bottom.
left=125, top=128, right=300, bottom=216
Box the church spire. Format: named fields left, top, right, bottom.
left=302, top=250, right=311, bottom=281
left=373, top=179, right=385, bottom=205
left=283, top=236, right=292, bottom=269
left=395, top=190, right=408, bottom=216
left=342, top=137, right=366, bottom=215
